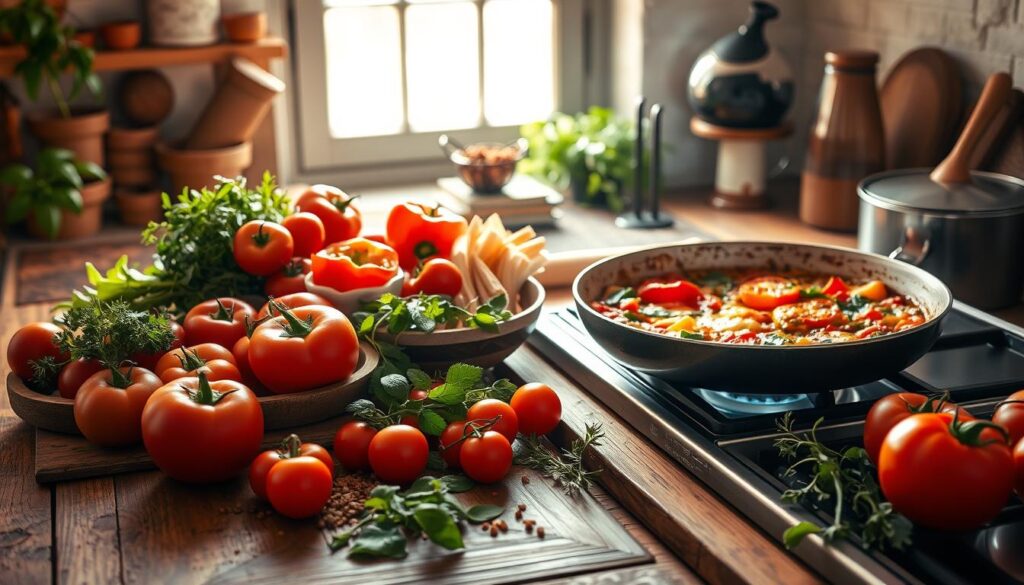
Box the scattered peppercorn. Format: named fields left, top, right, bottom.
left=537, top=526, right=545, bottom=539
left=319, top=474, right=378, bottom=530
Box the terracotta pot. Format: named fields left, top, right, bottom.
left=147, top=0, right=220, bottom=47
left=156, top=141, right=252, bottom=194
left=107, top=126, right=159, bottom=150
left=28, top=178, right=111, bottom=240
left=28, top=109, right=110, bottom=166
left=115, top=188, right=163, bottom=226
left=222, top=12, right=266, bottom=43
left=110, top=166, right=156, bottom=187
left=184, top=58, right=284, bottom=149
left=72, top=30, right=95, bottom=48
left=100, top=20, right=141, bottom=50
left=107, top=149, right=153, bottom=168
left=117, top=70, right=175, bottom=126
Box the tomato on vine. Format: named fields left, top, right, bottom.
left=460, top=430, right=513, bottom=484
left=333, top=420, right=378, bottom=472
left=250, top=434, right=333, bottom=500
left=466, top=399, right=518, bottom=443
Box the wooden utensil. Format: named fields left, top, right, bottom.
left=931, top=72, right=1012, bottom=183
left=969, top=88, right=1023, bottom=170
left=982, top=88, right=1024, bottom=180
left=881, top=48, right=962, bottom=169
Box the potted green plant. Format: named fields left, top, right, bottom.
left=0, top=0, right=107, bottom=165
left=519, top=107, right=641, bottom=212
left=2, top=147, right=110, bottom=239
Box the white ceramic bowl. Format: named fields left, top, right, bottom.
left=304, top=270, right=405, bottom=316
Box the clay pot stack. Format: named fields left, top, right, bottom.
left=107, top=126, right=162, bottom=225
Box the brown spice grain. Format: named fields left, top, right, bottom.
left=320, top=474, right=378, bottom=530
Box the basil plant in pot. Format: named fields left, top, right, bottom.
left=2, top=147, right=110, bottom=240
left=519, top=106, right=641, bottom=212
left=0, top=0, right=107, bottom=166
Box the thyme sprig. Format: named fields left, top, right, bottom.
left=515, top=422, right=605, bottom=496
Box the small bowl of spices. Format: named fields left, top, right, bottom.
left=439, top=135, right=528, bottom=194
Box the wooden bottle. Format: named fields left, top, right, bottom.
left=800, top=51, right=884, bottom=231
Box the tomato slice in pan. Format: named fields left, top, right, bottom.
left=737, top=276, right=800, bottom=310
left=637, top=279, right=703, bottom=307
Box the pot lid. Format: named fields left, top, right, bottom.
left=859, top=169, right=1024, bottom=216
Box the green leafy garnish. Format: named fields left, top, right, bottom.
left=56, top=299, right=176, bottom=371
left=799, top=286, right=828, bottom=299
left=696, top=271, right=733, bottom=295
left=603, top=286, right=636, bottom=305
left=515, top=423, right=605, bottom=496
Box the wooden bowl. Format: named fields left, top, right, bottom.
left=6, top=343, right=379, bottom=435
left=378, top=278, right=545, bottom=370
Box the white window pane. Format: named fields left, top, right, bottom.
left=483, top=0, right=554, bottom=126
left=324, top=6, right=404, bottom=138
left=405, top=2, right=480, bottom=132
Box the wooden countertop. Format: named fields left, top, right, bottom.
left=3, top=180, right=1018, bottom=584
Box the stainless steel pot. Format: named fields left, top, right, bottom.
left=857, top=73, right=1024, bottom=309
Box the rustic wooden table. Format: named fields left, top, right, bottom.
left=3, top=182, right=1019, bottom=585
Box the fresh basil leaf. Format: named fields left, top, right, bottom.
left=369, top=485, right=400, bottom=500
left=387, top=302, right=411, bottom=334
left=677, top=330, right=704, bottom=340
left=413, top=504, right=464, bottom=550
left=783, top=521, right=822, bottom=549
left=408, top=302, right=437, bottom=332
left=407, top=368, right=433, bottom=390
left=428, top=383, right=465, bottom=406
left=486, top=293, right=508, bottom=312
left=472, top=312, right=499, bottom=332
left=418, top=410, right=447, bottom=436
left=349, top=524, right=408, bottom=558
left=358, top=314, right=375, bottom=337
left=403, top=476, right=439, bottom=497
left=465, top=504, right=504, bottom=524
left=440, top=475, right=475, bottom=493
left=444, top=363, right=483, bottom=391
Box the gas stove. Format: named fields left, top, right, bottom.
left=529, top=301, right=1024, bottom=585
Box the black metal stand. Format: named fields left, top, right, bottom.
left=616, top=97, right=674, bottom=229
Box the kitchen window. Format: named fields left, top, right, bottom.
left=290, top=0, right=600, bottom=182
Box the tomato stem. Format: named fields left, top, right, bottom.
left=282, top=259, right=305, bottom=278
left=280, top=433, right=302, bottom=458
left=440, top=415, right=502, bottom=453
left=269, top=300, right=315, bottom=338
left=252, top=222, right=270, bottom=247
left=211, top=299, right=235, bottom=323
left=187, top=370, right=234, bottom=406
left=109, top=365, right=132, bottom=389
left=413, top=241, right=438, bottom=260
left=174, top=347, right=207, bottom=372
left=331, top=194, right=359, bottom=213
left=948, top=411, right=1010, bottom=447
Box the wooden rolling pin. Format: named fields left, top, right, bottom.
left=536, top=237, right=705, bottom=288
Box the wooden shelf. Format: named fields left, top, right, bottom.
left=0, top=37, right=287, bottom=77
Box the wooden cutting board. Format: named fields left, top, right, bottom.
left=881, top=47, right=963, bottom=169
left=34, top=415, right=343, bottom=483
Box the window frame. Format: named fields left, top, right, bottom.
left=286, top=0, right=602, bottom=185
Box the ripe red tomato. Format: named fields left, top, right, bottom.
left=250, top=434, right=333, bottom=500
left=57, top=358, right=104, bottom=399
left=154, top=343, right=241, bottom=384
left=863, top=393, right=972, bottom=464
left=248, top=305, right=359, bottom=393
left=132, top=320, right=186, bottom=370
left=510, top=383, right=562, bottom=436
left=74, top=366, right=163, bottom=447
left=183, top=297, right=255, bottom=349
left=256, top=291, right=333, bottom=320
left=460, top=430, right=513, bottom=484
left=385, top=201, right=467, bottom=270
left=333, top=420, right=378, bottom=471
left=408, top=389, right=428, bottom=401
left=402, top=258, right=463, bottom=297
left=231, top=336, right=262, bottom=390
left=7, top=322, right=66, bottom=383
left=266, top=456, right=334, bottom=519
left=281, top=212, right=326, bottom=257
left=879, top=412, right=1013, bottom=531
left=439, top=420, right=467, bottom=468
left=466, top=399, right=519, bottom=443
left=637, top=279, right=704, bottom=307
left=142, top=372, right=263, bottom=483
left=1014, top=439, right=1024, bottom=499
left=295, top=185, right=362, bottom=245
left=264, top=258, right=312, bottom=298
left=368, top=424, right=428, bottom=484
left=737, top=276, right=801, bottom=310
left=994, top=390, right=1024, bottom=447
left=233, top=220, right=294, bottom=276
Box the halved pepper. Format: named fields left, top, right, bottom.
left=311, top=237, right=399, bottom=292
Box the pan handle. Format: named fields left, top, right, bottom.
left=888, top=226, right=930, bottom=265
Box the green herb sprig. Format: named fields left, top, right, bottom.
left=515, top=423, right=605, bottom=496
left=328, top=475, right=502, bottom=557
left=775, top=413, right=912, bottom=551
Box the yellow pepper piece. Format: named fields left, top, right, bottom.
left=852, top=280, right=888, bottom=302
left=667, top=315, right=697, bottom=332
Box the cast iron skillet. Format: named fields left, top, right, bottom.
left=573, top=241, right=953, bottom=393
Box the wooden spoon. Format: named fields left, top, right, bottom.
left=931, top=72, right=1012, bottom=184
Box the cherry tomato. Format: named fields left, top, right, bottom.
left=132, top=320, right=186, bottom=370
left=879, top=412, right=1013, bottom=531
left=772, top=298, right=847, bottom=333
left=295, top=185, right=362, bottom=245
left=385, top=201, right=467, bottom=270
left=7, top=322, right=66, bottom=383
left=266, top=455, right=334, bottom=519
left=142, top=371, right=264, bottom=483
left=256, top=291, right=333, bottom=320
left=460, top=430, right=513, bottom=484
left=637, top=279, right=703, bottom=307
left=154, top=343, right=241, bottom=384
left=57, top=358, right=104, bottom=399
left=993, top=390, right=1024, bottom=447
left=333, top=420, right=378, bottom=471
left=264, top=258, right=312, bottom=298
left=864, top=393, right=973, bottom=464
left=368, top=425, right=428, bottom=484
left=466, top=399, right=519, bottom=443
left=74, top=366, right=163, bottom=447
left=402, top=258, right=463, bottom=297
left=249, top=304, right=359, bottom=393
left=183, top=297, right=255, bottom=349
left=311, top=238, right=400, bottom=293
left=233, top=220, right=294, bottom=276
left=281, top=212, right=326, bottom=257
left=510, top=383, right=562, bottom=436
left=408, top=389, right=428, bottom=401
left=439, top=420, right=467, bottom=468
left=737, top=276, right=801, bottom=310
left=250, top=434, right=333, bottom=500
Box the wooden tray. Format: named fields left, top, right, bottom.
left=8, top=342, right=378, bottom=434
